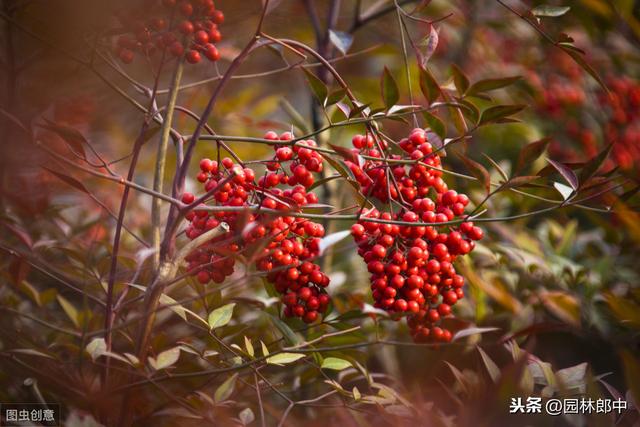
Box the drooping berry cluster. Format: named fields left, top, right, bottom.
left=114, top=0, right=224, bottom=65
left=183, top=132, right=330, bottom=323
left=348, top=128, right=484, bottom=342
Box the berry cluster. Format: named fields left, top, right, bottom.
left=114, top=0, right=224, bottom=65
left=259, top=131, right=324, bottom=189
left=183, top=132, right=330, bottom=323
left=348, top=128, right=484, bottom=342
left=530, top=61, right=640, bottom=173
left=597, top=78, right=640, bottom=170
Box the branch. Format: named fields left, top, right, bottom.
left=151, top=58, right=184, bottom=270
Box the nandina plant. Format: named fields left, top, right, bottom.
left=1, top=1, right=639, bottom=426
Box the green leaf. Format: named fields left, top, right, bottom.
left=56, top=294, right=80, bottom=328
left=260, top=340, right=270, bottom=357
left=208, top=303, right=236, bottom=330
left=214, top=373, right=238, bottom=403
left=381, top=67, right=399, bottom=110
left=451, top=64, right=469, bottom=95
left=466, top=76, right=522, bottom=96
left=479, top=104, right=526, bottom=125
left=268, top=314, right=303, bottom=345
left=279, top=99, right=309, bottom=134
left=321, top=357, right=352, bottom=371
left=302, top=68, right=328, bottom=104
left=159, top=293, right=208, bottom=326
left=422, top=111, right=445, bottom=140
left=531, top=5, right=571, bottom=17
left=86, top=338, right=106, bottom=362
left=516, top=138, right=550, bottom=172
left=149, top=347, right=181, bottom=370
left=352, top=386, right=361, bottom=400
left=266, top=352, right=305, bottom=365
left=159, top=293, right=187, bottom=321
left=244, top=336, right=254, bottom=358
left=419, top=67, right=440, bottom=104
left=325, top=88, right=346, bottom=106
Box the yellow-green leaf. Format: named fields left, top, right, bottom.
left=244, top=336, right=254, bottom=358
left=56, top=294, right=80, bottom=328
left=321, top=357, right=352, bottom=371
left=208, top=303, right=236, bottom=330
left=149, top=347, right=181, bottom=370
left=260, top=340, right=270, bottom=357
left=266, top=352, right=305, bottom=365
left=86, top=338, right=106, bottom=362
left=214, top=373, right=238, bottom=403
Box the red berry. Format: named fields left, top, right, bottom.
left=394, top=299, right=408, bottom=312
left=182, top=192, right=195, bottom=204
left=118, top=49, right=134, bottom=64
left=170, top=41, right=185, bottom=57
left=180, top=1, right=194, bottom=16
left=194, top=30, right=209, bottom=44
left=199, top=43, right=218, bottom=61
left=196, top=270, right=210, bottom=284
left=276, top=147, right=293, bottom=161
left=212, top=9, right=225, bottom=24
left=179, top=20, right=194, bottom=34
left=186, top=50, right=201, bottom=64
left=438, top=303, right=451, bottom=316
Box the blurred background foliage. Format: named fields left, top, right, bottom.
left=1, top=0, right=640, bottom=426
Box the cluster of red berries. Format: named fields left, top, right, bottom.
left=348, top=128, right=484, bottom=342
left=597, top=78, right=640, bottom=170
left=257, top=131, right=325, bottom=189
left=114, top=0, right=224, bottom=65
left=183, top=132, right=330, bottom=323
left=530, top=61, right=640, bottom=173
